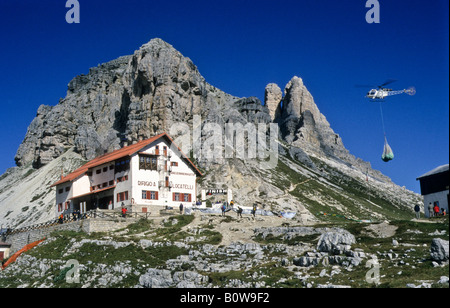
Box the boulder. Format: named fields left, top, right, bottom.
left=138, top=269, right=173, bottom=288
left=430, top=238, right=449, bottom=262
left=317, top=231, right=356, bottom=255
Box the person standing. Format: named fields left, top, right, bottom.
left=433, top=203, right=440, bottom=217
left=414, top=203, right=421, bottom=219
left=221, top=203, right=226, bottom=217
left=179, top=203, right=184, bottom=215
left=428, top=202, right=434, bottom=218
left=237, top=206, right=243, bottom=218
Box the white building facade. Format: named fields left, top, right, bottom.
left=416, top=164, right=449, bottom=217
left=51, top=133, right=202, bottom=217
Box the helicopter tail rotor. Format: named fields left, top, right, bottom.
left=405, top=86, right=416, bottom=96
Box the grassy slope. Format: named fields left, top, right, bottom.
left=269, top=153, right=416, bottom=222
left=1, top=215, right=448, bottom=288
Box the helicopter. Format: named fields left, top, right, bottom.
left=356, top=80, right=416, bottom=163
left=362, top=80, right=416, bottom=100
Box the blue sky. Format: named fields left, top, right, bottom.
left=0, top=0, right=448, bottom=193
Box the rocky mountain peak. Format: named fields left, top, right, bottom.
left=264, top=83, right=282, bottom=122
left=14, top=38, right=236, bottom=168
left=263, top=77, right=345, bottom=163
left=3, top=38, right=421, bottom=229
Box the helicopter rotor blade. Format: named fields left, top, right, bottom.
left=355, top=84, right=377, bottom=88
left=379, top=79, right=397, bottom=88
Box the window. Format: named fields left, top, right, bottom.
left=171, top=162, right=178, bottom=167
left=65, top=186, right=70, bottom=192
left=116, top=175, right=128, bottom=183
left=142, top=190, right=158, bottom=200
left=117, top=191, right=129, bottom=202
left=115, top=158, right=130, bottom=173
left=173, top=193, right=192, bottom=202
left=150, top=191, right=157, bottom=200
left=58, top=188, right=63, bottom=194
left=139, top=154, right=158, bottom=170
left=173, top=192, right=180, bottom=201
left=96, top=169, right=101, bottom=174
left=183, top=193, right=191, bottom=202
left=103, top=167, right=108, bottom=172
left=58, top=203, right=63, bottom=212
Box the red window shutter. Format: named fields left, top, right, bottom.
left=173, top=192, right=176, bottom=201
left=188, top=194, right=192, bottom=202
left=155, top=191, right=159, bottom=200
left=180, top=193, right=184, bottom=202
left=146, top=191, right=151, bottom=200
left=117, top=193, right=120, bottom=202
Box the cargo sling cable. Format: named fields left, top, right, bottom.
left=379, top=101, right=394, bottom=162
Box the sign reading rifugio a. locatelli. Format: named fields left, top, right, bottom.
left=137, top=181, right=193, bottom=190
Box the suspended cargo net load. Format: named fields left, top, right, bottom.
left=381, top=137, right=394, bottom=162
left=379, top=102, right=394, bottom=162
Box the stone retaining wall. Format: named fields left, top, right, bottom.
left=6, top=218, right=134, bottom=254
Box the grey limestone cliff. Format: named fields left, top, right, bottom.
left=15, top=39, right=238, bottom=168
left=16, top=38, right=379, bottom=181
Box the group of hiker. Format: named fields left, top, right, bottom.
left=219, top=200, right=258, bottom=219
left=58, top=209, right=83, bottom=224
left=414, top=202, right=447, bottom=219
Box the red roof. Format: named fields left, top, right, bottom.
left=51, top=133, right=202, bottom=187
left=69, top=186, right=116, bottom=200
